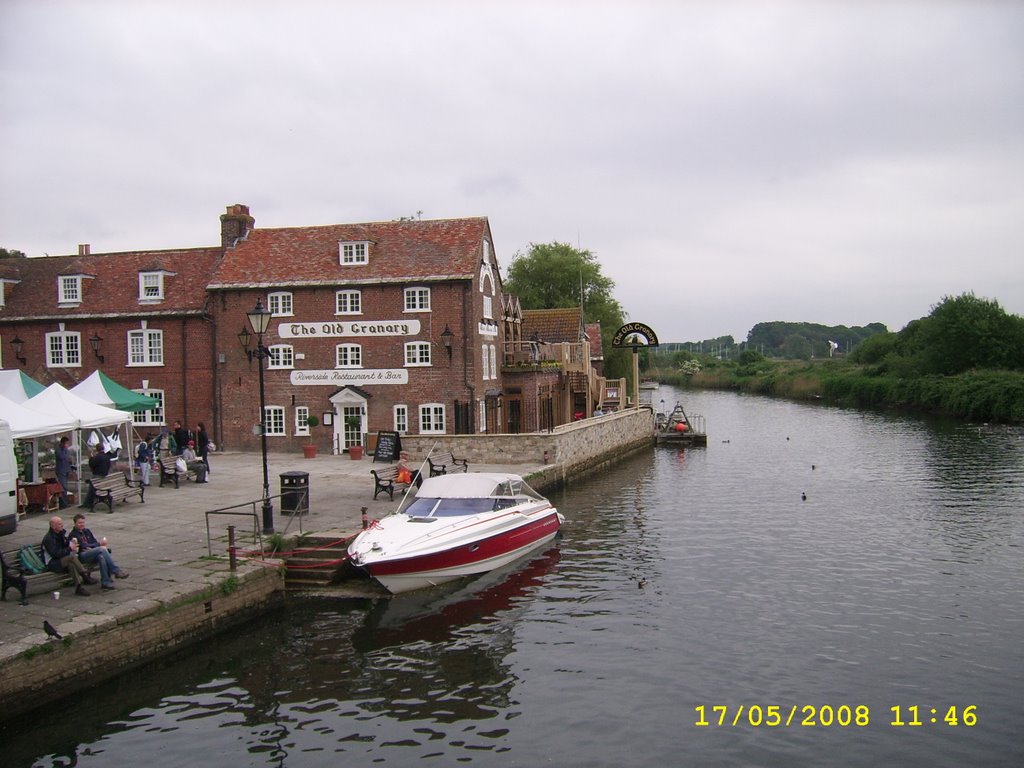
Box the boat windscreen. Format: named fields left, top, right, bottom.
left=406, top=497, right=501, bottom=517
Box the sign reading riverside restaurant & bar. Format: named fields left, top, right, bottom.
left=278, top=320, right=421, bottom=338
left=290, top=369, right=409, bottom=386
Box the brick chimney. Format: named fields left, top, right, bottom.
left=78, top=244, right=90, bottom=255
left=220, top=204, right=255, bottom=248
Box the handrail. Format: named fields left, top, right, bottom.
left=204, top=489, right=308, bottom=557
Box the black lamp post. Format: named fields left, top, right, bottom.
left=239, top=299, right=275, bottom=534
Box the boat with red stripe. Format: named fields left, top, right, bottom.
left=347, top=472, right=564, bottom=594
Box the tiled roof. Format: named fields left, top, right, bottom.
left=209, top=217, right=491, bottom=289
left=522, top=307, right=585, bottom=344
left=0, top=248, right=222, bottom=320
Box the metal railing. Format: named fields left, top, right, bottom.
left=204, top=489, right=308, bottom=559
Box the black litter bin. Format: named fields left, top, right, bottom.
left=280, top=471, right=309, bottom=515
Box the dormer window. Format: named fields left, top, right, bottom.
left=139, top=272, right=165, bottom=302
left=339, top=241, right=369, bottom=265
left=59, top=275, right=83, bottom=305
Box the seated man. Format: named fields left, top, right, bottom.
left=68, top=513, right=129, bottom=590
left=82, top=443, right=113, bottom=509
left=181, top=441, right=208, bottom=483
left=41, top=516, right=95, bottom=596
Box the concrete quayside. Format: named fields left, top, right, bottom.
left=0, top=408, right=655, bottom=719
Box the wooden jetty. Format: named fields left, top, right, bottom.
left=655, top=402, right=708, bottom=446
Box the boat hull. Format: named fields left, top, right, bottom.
left=359, top=510, right=562, bottom=594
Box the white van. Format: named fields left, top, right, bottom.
left=0, top=419, right=17, bottom=536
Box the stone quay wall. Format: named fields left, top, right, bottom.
left=1, top=565, right=283, bottom=718
left=400, top=406, right=656, bottom=492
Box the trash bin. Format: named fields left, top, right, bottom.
left=280, top=471, right=309, bottom=515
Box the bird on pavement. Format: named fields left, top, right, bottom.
left=43, top=620, right=62, bottom=640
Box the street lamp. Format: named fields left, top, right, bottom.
left=239, top=299, right=275, bottom=534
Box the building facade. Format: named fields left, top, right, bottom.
left=1, top=205, right=612, bottom=455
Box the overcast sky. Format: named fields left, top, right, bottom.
left=2, top=0, right=1022, bottom=343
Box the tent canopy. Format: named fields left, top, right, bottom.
left=0, top=392, right=77, bottom=438
left=71, top=371, right=158, bottom=412
left=25, top=383, right=132, bottom=429
left=0, top=369, right=46, bottom=402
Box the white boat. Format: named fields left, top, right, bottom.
left=347, top=472, right=564, bottom=594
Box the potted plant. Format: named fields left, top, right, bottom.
left=345, top=414, right=363, bottom=459
left=303, top=414, right=319, bottom=459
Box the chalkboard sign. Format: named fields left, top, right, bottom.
left=372, top=431, right=401, bottom=463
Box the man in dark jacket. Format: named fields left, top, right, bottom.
left=81, top=444, right=112, bottom=509
left=41, top=516, right=95, bottom=596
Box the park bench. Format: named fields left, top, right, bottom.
left=370, top=465, right=415, bottom=501
left=89, top=472, right=145, bottom=513
left=1, top=545, right=96, bottom=605
left=426, top=450, right=469, bottom=477
left=158, top=455, right=197, bottom=488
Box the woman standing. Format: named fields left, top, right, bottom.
left=196, top=421, right=212, bottom=479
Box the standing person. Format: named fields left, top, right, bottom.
left=41, top=516, right=95, bottom=596
left=196, top=421, right=212, bottom=478
left=69, top=513, right=129, bottom=590
left=136, top=439, right=152, bottom=487
left=173, top=421, right=189, bottom=456
left=54, top=436, right=73, bottom=509
left=154, top=426, right=176, bottom=460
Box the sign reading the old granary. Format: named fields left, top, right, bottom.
left=278, top=320, right=422, bottom=339
left=290, top=369, right=410, bottom=386
left=611, top=322, right=659, bottom=348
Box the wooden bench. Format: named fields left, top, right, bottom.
left=370, top=465, right=414, bottom=501
left=159, top=455, right=197, bottom=488
left=1, top=546, right=95, bottom=605
left=89, top=472, right=145, bottom=513
left=427, top=450, right=469, bottom=477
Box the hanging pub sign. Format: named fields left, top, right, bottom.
left=611, top=322, right=659, bottom=349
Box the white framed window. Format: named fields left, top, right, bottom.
left=404, top=341, right=431, bottom=366
left=46, top=331, right=81, bottom=367
left=489, top=344, right=497, bottom=380
left=138, top=272, right=164, bottom=301
left=479, top=400, right=487, bottom=432
left=264, top=406, right=286, bottom=436
left=335, top=290, right=362, bottom=314
left=420, top=403, right=446, bottom=434
left=394, top=404, right=408, bottom=434
left=132, top=389, right=165, bottom=427
left=339, top=241, right=368, bottom=264
left=483, top=294, right=493, bottom=320
left=0, top=282, right=6, bottom=308
left=481, top=343, right=490, bottom=379
left=58, top=276, right=82, bottom=304
left=268, top=344, right=294, bottom=369
left=268, top=291, right=293, bottom=317
left=295, top=406, right=310, bottom=436
left=336, top=343, right=362, bottom=368
left=404, top=286, right=431, bottom=312
left=128, top=328, right=164, bottom=366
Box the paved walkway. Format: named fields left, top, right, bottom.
left=1, top=450, right=539, bottom=661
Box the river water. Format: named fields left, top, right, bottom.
left=4, top=388, right=1023, bottom=767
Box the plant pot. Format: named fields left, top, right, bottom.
left=349, top=445, right=364, bottom=460
left=302, top=445, right=318, bottom=459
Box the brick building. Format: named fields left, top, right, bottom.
left=1, top=205, right=611, bottom=455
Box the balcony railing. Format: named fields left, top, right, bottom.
left=503, top=341, right=588, bottom=372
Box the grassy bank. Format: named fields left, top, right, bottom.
left=647, top=360, right=1024, bottom=423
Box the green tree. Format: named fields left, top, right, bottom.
left=0, top=247, right=27, bottom=259
left=914, top=293, right=1024, bottom=374
left=503, top=242, right=629, bottom=378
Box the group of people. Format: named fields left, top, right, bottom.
left=139, top=420, right=212, bottom=484
left=50, top=419, right=214, bottom=509
left=41, top=514, right=129, bottom=596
